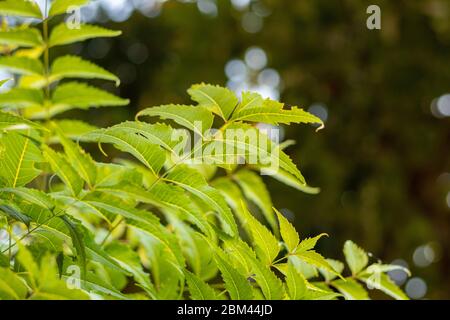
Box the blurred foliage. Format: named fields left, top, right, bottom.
left=67, top=0, right=449, bottom=298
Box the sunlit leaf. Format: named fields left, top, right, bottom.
left=0, top=0, right=42, bottom=19
left=49, top=23, right=121, bottom=47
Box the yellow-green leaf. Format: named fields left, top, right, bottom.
left=50, top=55, right=119, bottom=85
left=241, top=203, right=279, bottom=265
left=0, top=28, right=43, bottom=48
left=0, top=56, right=44, bottom=76
left=343, top=240, right=369, bottom=276
left=275, top=208, right=299, bottom=253
left=49, top=23, right=121, bottom=47
left=188, top=83, right=238, bottom=120
left=0, top=0, right=42, bottom=19
left=49, top=0, right=89, bottom=16
left=0, top=130, right=42, bottom=187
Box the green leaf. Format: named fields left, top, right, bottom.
left=126, top=215, right=185, bottom=267
left=234, top=170, right=277, bottom=231
left=0, top=252, right=9, bottom=267
left=0, top=88, right=44, bottom=109
left=358, top=272, right=408, bottom=300
left=0, top=28, right=43, bottom=48
left=343, top=240, right=369, bottom=276
left=332, top=278, right=369, bottom=300
left=49, top=0, right=89, bottom=16
left=172, top=221, right=217, bottom=280
left=212, top=124, right=305, bottom=184
left=295, top=233, right=328, bottom=253
left=46, top=120, right=98, bottom=144
left=232, top=98, right=324, bottom=128
left=188, top=83, right=239, bottom=120
left=84, top=127, right=166, bottom=177
left=105, top=121, right=185, bottom=158
left=71, top=272, right=127, bottom=300
left=17, top=75, right=46, bottom=89
left=106, top=242, right=157, bottom=298
left=98, top=183, right=213, bottom=239
left=0, top=202, right=32, bottom=226
left=248, top=256, right=285, bottom=300
left=51, top=82, right=129, bottom=112
left=262, top=168, right=320, bottom=194
left=55, top=125, right=97, bottom=188
left=165, top=165, right=238, bottom=236
left=49, top=23, right=121, bottom=47
left=0, top=0, right=42, bottom=19
left=241, top=203, right=279, bottom=265
left=285, top=262, right=307, bottom=300
left=16, top=244, right=40, bottom=288
left=58, top=215, right=87, bottom=277
left=319, top=259, right=344, bottom=282
left=0, top=56, right=44, bottom=76
left=84, top=196, right=160, bottom=227
left=137, top=104, right=214, bottom=136
left=214, top=253, right=253, bottom=300
left=274, top=208, right=299, bottom=253
left=51, top=193, right=114, bottom=224
left=0, top=268, right=28, bottom=300
left=185, top=270, right=218, bottom=300
left=12, top=202, right=124, bottom=274
left=30, top=254, right=89, bottom=300
left=222, top=236, right=284, bottom=300
left=50, top=55, right=120, bottom=85
left=211, top=177, right=247, bottom=225
left=143, top=183, right=213, bottom=238
left=0, top=130, right=42, bottom=187
left=0, top=111, right=47, bottom=131
left=0, top=187, right=54, bottom=210
left=237, top=91, right=264, bottom=112
left=94, top=162, right=141, bottom=188
left=365, top=263, right=411, bottom=276
left=221, top=237, right=257, bottom=277
left=295, top=250, right=341, bottom=279
left=42, top=145, right=84, bottom=196
left=302, top=285, right=342, bottom=300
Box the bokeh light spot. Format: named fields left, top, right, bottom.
left=245, top=47, right=267, bottom=70
left=388, top=259, right=409, bottom=286
left=413, top=244, right=436, bottom=267
left=197, top=0, right=218, bottom=17
left=242, top=12, right=263, bottom=33
left=231, top=0, right=251, bottom=11
left=405, top=277, right=427, bottom=299
left=87, top=38, right=112, bottom=59
left=431, top=94, right=450, bottom=118
left=308, top=103, right=329, bottom=123
left=127, top=42, right=149, bottom=65
left=225, top=59, right=247, bottom=81
left=258, top=68, right=280, bottom=88
left=447, top=191, right=450, bottom=208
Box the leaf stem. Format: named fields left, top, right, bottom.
left=271, top=255, right=289, bottom=266
left=43, top=0, right=50, bottom=119
left=100, top=217, right=124, bottom=247
left=1, top=214, right=57, bottom=254
left=7, top=223, right=12, bottom=261
left=41, top=0, right=51, bottom=191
